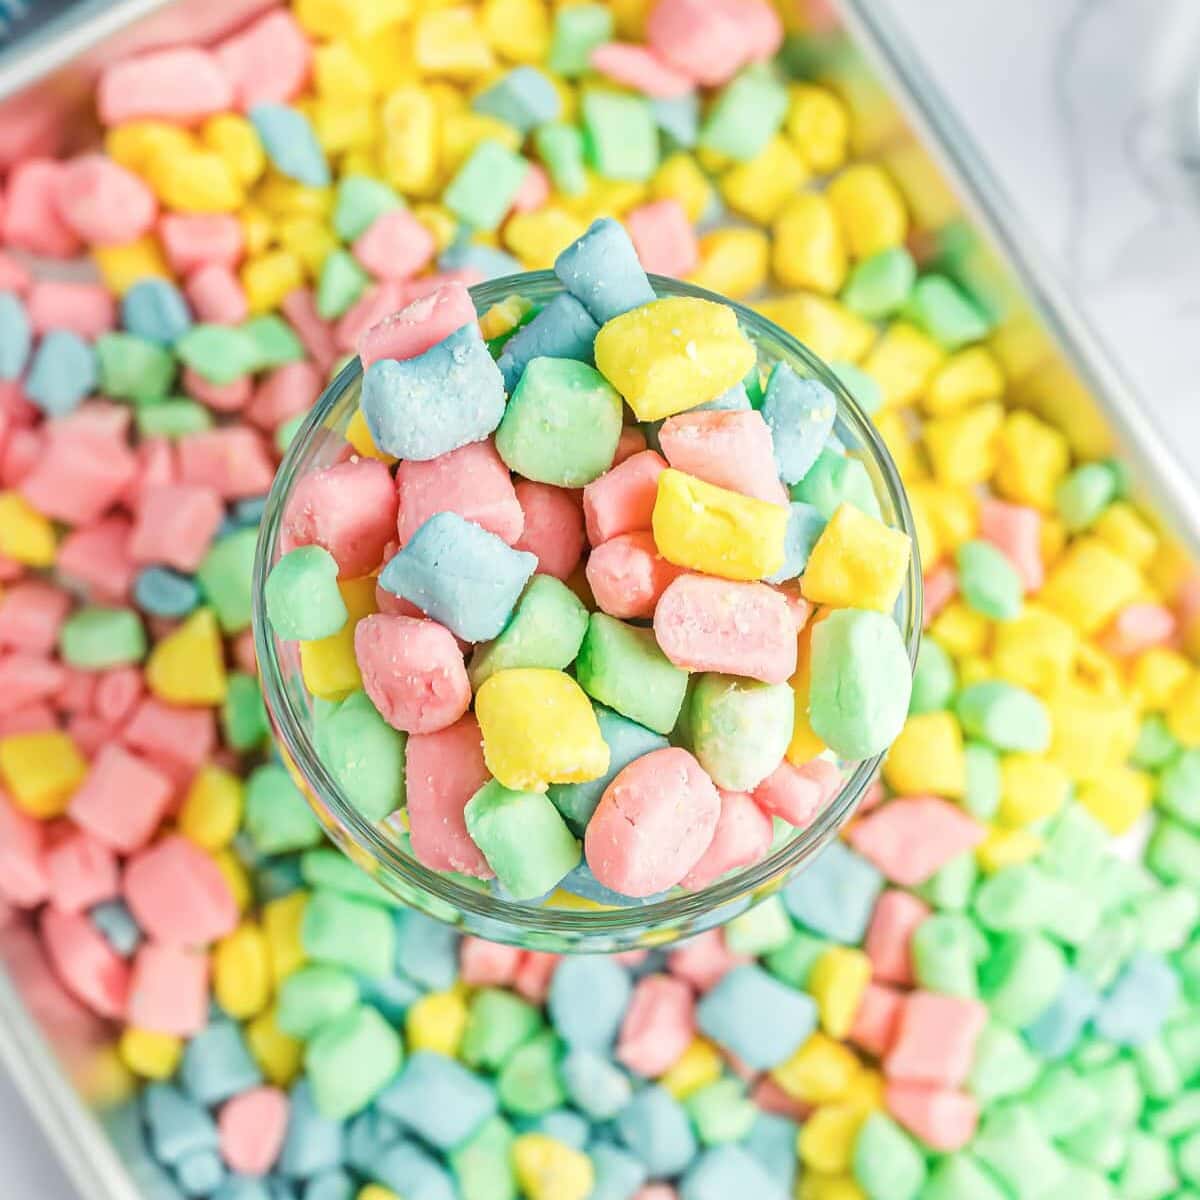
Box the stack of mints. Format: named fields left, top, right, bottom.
left=266, top=218, right=915, bottom=903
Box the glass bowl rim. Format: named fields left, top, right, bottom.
left=252, top=270, right=923, bottom=937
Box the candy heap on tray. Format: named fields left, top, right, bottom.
left=0, top=1, right=1198, bottom=1199
left=266, top=216, right=915, bottom=903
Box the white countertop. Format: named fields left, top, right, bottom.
left=4, top=1, right=1199, bottom=1195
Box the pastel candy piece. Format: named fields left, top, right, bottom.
left=547, top=955, right=633, bottom=1051
left=760, top=363, right=837, bottom=486
left=848, top=795, right=986, bottom=886
left=591, top=44, right=694, bottom=99
left=512, top=480, right=586, bottom=581
left=885, top=991, right=988, bottom=1088
left=885, top=1084, right=978, bottom=1153
left=377, top=1060, right=496, bottom=1163
left=443, top=140, right=530, bottom=232
left=658, top=411, right=786, bottom=505
left=353, top=209, right=436, bottom=283
left=54, top=155, right=157, bottom=245
left=0, top=791, right=49, bottom=906
left=585, top=747, right=720, bottom=896
left=849, top=983, right=904, bottom=1059
left=954, top=680, right=1050, bottom=752
left=476, top=668, right=609, bottom=791
left=23, top=330, right=98, bottom=416
left=766, top=502, right=827, bottom=585
left=596, top=297, right=757, bottom=422
left=1101, top=601, right=1175, bottom=657
left=576, top=612, right=689, bottom=736
left=781, top=839, right=883, bottom=943
left=679, top=1146, right=788, bottom=1200
left=68, top=743, right=173, bottom=853
left=26, top=281, right=114, bottom=339
left=496, top=357, right=623, bottom=487
left=459, top=937, right=522, bottom=987
left=3, top=161, right=82, bottom=258
left=752, top=757, right=840, bottom=827
left=247, top=361, right=323, bottom=432
left=980, top=498, right=1043, bottom=592
left=586, top=530, right=686, bottom=619
left=465, top=780, right=582, bottom=900
left=646, top=0, right=760, bottom=86
left=121, top=279, right=192, bottom=346
left=473, top=66, right=562, bottom=133
left=616, top=1087, right=697, bottom=1178
left=177, top=428, right=275, bottom=499
left=218, top=1087, right=289, bottom=1176
left=266, top=546, right=348, bottom=641
left=789, top=447, right=882, bottom=521
left=186, top=264, right=250, bottom=324
left=98, top=48, right=235, bottom=124
left=282, top=458, right=398, bottom=579
left=654, top=575, right=797, bottom=684
left=549, top=706, right=669, bottom=834
left=679, top=789, right=773, bottom=890
left=808, top=608, right=912, bottom=761
left=406, top=715, right=492, bottom=877
left=653, top=469, right=787, bottom=581
left=360, top=279, right=477, bottom=364
left=864, top=890, right=930, bottom=987
left=315, top=692, right=406, bottom=825
left=248, top=103, right=329, bottom=187
left=666, top=929, right=748, bottom=992
left=160, top=214, right=244, bottom=273
left=354, top=613, right=471, bottom=735
left=583, top=450, right=667, bottom=547
left=40, top=905, right=130, bottom=1018
left=1092, top=952, right=1179, bottom=1047
left=697, top=964, right=817, bottom=1070
left=123, top=835, right=238, bottom=946
left=468, top=575, right=589, bottom=689
left=496, top=294, right=600, bottom=392
left=614, top=426, right=649, bottom=464
left=333, top=175, right=402, bottom=243
left=617, top=974, right=695, bottom=1077
left=214, top=9, right=311, bottom=108
left=0, top=291, right=31, bottom=380
left=688, top=673, right=794, bottom=792
left=956, top=539, right=1022, bottom=620
left=396, top=441, right=523, bottom=547
left=379, top=512, right=537, bottom=643
left=362, top=323, right=506, bottom=462
left=45, top=830, right=117, bottom=912
left=554, top=217, right=654, bottom=325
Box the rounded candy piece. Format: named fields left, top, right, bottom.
left=495, top=357, right=623, bottom=487
left=476, top=668, right=610, bottom=792
left=54, top=155, right=158, bottom=246
left=688, top=673, right=794, bottom=792
left=680, top=789, right=774, bottom=891
left=594, top=297, right=757, bottom=422
left=513, top=480, right=586, bottom=581
left=586, top=530, right=686, bottom=620
left=265, top=546, right=349, bottom=641
left=354, top=613, right=471, bottom=735
left=585, top=747, right=721, bottom=897
left=808, top=608, right=912, bottom=761
left=654, top=575, right=797, bottom=685
left=282, top=458, right=398, bottom=579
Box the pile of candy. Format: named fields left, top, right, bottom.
left=0, top=1, right=1198, bottom=1199
left=266, top=215, right=914, bottom=903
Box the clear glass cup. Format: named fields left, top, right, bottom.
left=253, top=272, right=922, bottom=953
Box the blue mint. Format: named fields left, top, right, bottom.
left=174, top=1150, right=225, bottom=1197
left=301, top=1170, right=356, bottom=1200
left=345, top=1110, right=403, bottom=1175
left=765, top=502, right=826, bottom=583
left=123, top=279, right=193, bottom=345
left=554, top=218, right=654, bottom=325
left=377, top=1052, right=498, bottom=1150
left=249, top=104, right=330, bottom=187
left=518, top=1108, right=590, bottom=1149
left=135, top=567, right=201, bottom=618
left=680, top=1145, right=790, bottom=1200
left=496, top=293, right=598, bottom=392
left=653, top=93, right=700, bottom=148
left=615, top=1086, right=697, bottom=1177
left=394, top=910, right=460, bottom=991
left=561, top=1050, right=633, bottom=1120
left=89, top=899, right=142, bottom=957
left=211, top=1180, right=272, bottom=1200
left=1023, top=971, right=1100, bottom=1059
left=695, top=382, right=752, bottom=412
left=557, top=861, right=667, bottom=908
left=588, top=1141, right=648, bottom=1200
left=438, top=241, right=523, bottom=282
left=179, top=1021, right=262, bottom=1107
left=362, top=323, right=506, bottom=462
left=0, top=290, right=31, bottom=379
left=24, top=330, right=97, bottom=416
left=547, top=955, right=632, bottom=1051
left=1093, top=954, right=1180, bottom=1048
left=142, top=1083, right=219, bottom=1165
left=696, top=966, right=817, bottom=1070
left=379, top=511, right=536, bottom=643
left=782, top=840, right=883, bottom=942
left=277, top=1083, right=345, bottom=1180
left=373, top=1140, right=456, bottom=1200
left=744, top=1113, right=799, bottom=1195
left=761, top=362, right=837, bottom=485
left=472, top=67, right=561, bottom=133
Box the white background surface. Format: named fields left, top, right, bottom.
left=3, top=1, right=1199, bottom=1195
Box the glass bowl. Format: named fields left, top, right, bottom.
left=253, top=272, right=922, bottom=953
